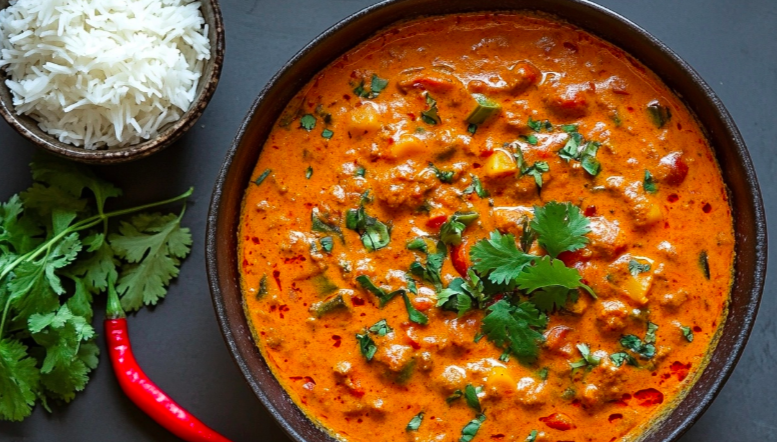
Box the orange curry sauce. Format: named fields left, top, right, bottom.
left=239, top=13, right=734, bottom=442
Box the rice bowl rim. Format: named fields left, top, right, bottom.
left=0, top=0, right=225, bottom=165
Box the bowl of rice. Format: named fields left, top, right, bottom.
left=0, top=0, right=224, bottom=164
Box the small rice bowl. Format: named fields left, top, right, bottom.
left=0, top=0, right=211, bottom=149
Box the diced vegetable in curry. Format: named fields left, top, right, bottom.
left=239, top=12, right=734, bottom=442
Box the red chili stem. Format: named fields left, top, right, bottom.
left=105, top=284, right=232, bottom=442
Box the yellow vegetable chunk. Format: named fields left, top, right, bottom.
left=349, top=104, right=382, bottom=134
left=485, top=365, right=515, bottom=397
left=607, top=254, right=655, bottom=305
left=389, top=134, right=426, bottom=159
left=484, top=149, right=517, bottom=178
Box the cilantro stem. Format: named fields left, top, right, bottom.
left=0, top=187, right=193, bottom=338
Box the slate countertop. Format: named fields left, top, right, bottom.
left=1, top=0, right=775, bottom=440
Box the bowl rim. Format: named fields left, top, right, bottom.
left=206, top=1, right=768, bottom=441
left=0, top=0, right=226, bottom=165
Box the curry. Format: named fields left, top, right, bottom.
left=238, top=12, right=734, bottom=442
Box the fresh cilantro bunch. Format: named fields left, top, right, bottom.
left=0, top=155, right=193, bottom=422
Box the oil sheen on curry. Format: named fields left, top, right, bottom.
left=239, top=12, right=734, bottom=442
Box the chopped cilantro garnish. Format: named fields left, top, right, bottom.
left=368, top=319, right=393, bottom=337
left=628, top=259, right=651, bottom=276
left=322, top=129, right=334, bottom=139
left=300, top=114, right=316, bottom=131
left=680, top=325, right=694, bottom=342
left=354, top=74, right=389, bottom=99
left=538, top=367, right=549, bottom=380
left=356, top=332, right=377, bottom=361
left=406, top=412, right=424, bottom=431
left=256, top=274, right=268, bottom=299
left=464, top=384, right=482, bottom=412
left=406, top=237, right=429, bottom=254
left=437, top=270, right=487, bottom=316
left=319, top=236, right=333, bottom=253
left=463, top=174, right=489, bottom=198
left=467, top=123, right=478, bottom=135
left=643, top=170, right=658, bottom=194
left=531, top=201, right=590, bottom=259
left=514, top=146, right=549, bottom=188
left=446, top=389, right=463, bottom=403
left=305, top=166, right=313, bottom=179
left=558, top=129, right=601, bottom=176
left=254, top=169, right=272, bottom=186
left=401, top=291, right=428, bottom=325
left=346, top=203, right=391, bottom=251
left=421, top=93, right=441, bottom=125
left=409, top=241, right=447, bottom=291
left=528, top=116, right=552, bottom=132
left=439, top=212, right=479, bottom=246
left=429, top=162, right=455, bottom=183
left=481, top=300, right=548, bottom=365
left=569, top=343, right=600, bottom=370
left=526, top=430, right=539, bottom=442
left=355, top=165, right=366, bottom=177
left=561, top=124, right=578, bottom=133
left=620, top=322, right=658, bottom=359
left=610, top=352, right=638, bottom=367
left=459, top=413, right=486, bottom=442
left=521, top=134, right=539, bottom=145
left=355, top=275, right=403, bottom=307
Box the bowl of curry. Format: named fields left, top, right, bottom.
left=206, top=1, right=767, bottom=442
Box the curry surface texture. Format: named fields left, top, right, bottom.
left=239, top=12, right=734, bottom=442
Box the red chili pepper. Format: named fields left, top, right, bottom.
left=104, top=281, right=232, bottom=442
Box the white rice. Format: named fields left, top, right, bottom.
left=0, top=0, right=211, bottom=149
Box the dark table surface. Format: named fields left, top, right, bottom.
left=1, top=0, right=775, bottom=440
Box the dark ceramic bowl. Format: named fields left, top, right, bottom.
left=0, top=0, right=225, bottom=164
left=206, top=1, right=767, bottom=441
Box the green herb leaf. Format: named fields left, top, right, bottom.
left=680, top=325, right=694, bottom=343
left=0, top=339, right=39, bottom=421
left=531, top=201, right=590, bottom=258
left=254, top=169, right=272, bottom=186
left=526, top=430, right=539, bottom=442
left=322, top=129, right=334, bottom=139
left=311, top=208, right=344, bottom=242
left=356, top=332, right=377, bottom=361
left=610, top=351, right=638, bottom=367
left=355, top=165, right=366, bottom=177
left=446, top=389, right=463, bottom=403
left=467, top=123, right=478, bottom=135
left=320, top=237, right=333, bottom=253
left=109, top=212, right=192, bottom=312
left=406, top=412, right=424, bottom=431
left=459, top=413, right=486, bottom=442
left=464, top=384, right=481, bottom=412
left=463, top=174, right=489, bottom=198
left=643, top=170, right=658, bottom=194
left=470, top=231, right=535, bottom=285
left=355, top=275, right=403, bottom=307
left=421, top=93, right=441, bottom=125
left=628, top=259, right=651, bottom=276
left=401, top=292, right=428, bottom=325
left=406, top=237, right=429, bottom=254
left=429, top=162, right=455, bottom=183
left=620, top=322, right=658, bottom=359
left=370, top=74, right=389, bottom=96
left=439, top=212, right=478, bottom=247
left=569, top=343, right=600, bottom=370
left=305, top=166, right=313, bottom=180
left=409, top=241, right=447, bottom=291
left=528, top=116, right=552, bottom=132
left=537, top=367, right=549, bottom=380
left=346, top=204, right=391, bottom=251
left=516, top=257, right=594, bottom=310
left=369, top=319, right=393, bottom=337
left=481, top=300, right=548, bottom=365
left=300, top=114, right=316, bottom=131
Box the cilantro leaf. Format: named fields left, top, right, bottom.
left=354, top=74, right=389, bottom=99
left=322, top=129, right=334, bottom=139
left=356, top=332, right=377, bottom=361
left=463, top=174, right=489, bottom=198
left=409, top=241, right=447, bottom=291
left=421, top=93, right=440, bottom=125
left=470, top=231, right=535, bottom=285
left=569, top=343, right=600, bottom=370
left=620, top=322, right=657, bottom=359
left=401, top=292, right=428, bottom=325
left=643, top=170, right=658, bottom=194
left=109, top=212, right=192, bottom=311
left=254, top=169, right=272, bottom=186
left=464, top=384, right=481, bottom=412
left=526, top=430, right=539, bottom=442
left=610, top=352, right=638, bottom=367
left=345, top=205, right=391, bottom=251
left=69, top=233, right=118, bottom=293
left=305, top=166, right=313, bottom=179
left=406, top=411, right=424, bottom=431
left=0, top=339, right=39, bottom=421
left=681, top=325, right=694, bottom=342
left=439, top=212, right=478, bottom=246
left=311, top=208, right=344, bottom=242
left=355, top=275, right=403, bottom=307
left=429, top=162, right=455, bottom=183
left=515, top=256, right=595, bottom=311
left=628, top=259, right=651, bottom=276
left=481, top=300, right=547, bottom=365
left=368, top=319, right=393, bottom=337
left=459, top=413, right=486, bottom=442
left=300, top=114, right=316, bottom=131
left=531, top=201, right=590, bottom=258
